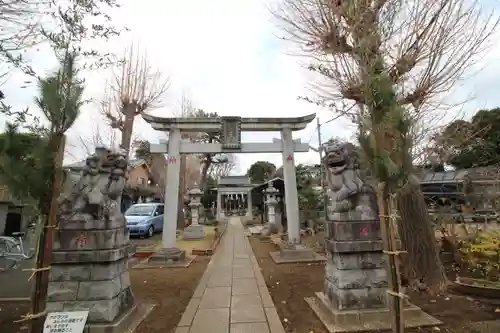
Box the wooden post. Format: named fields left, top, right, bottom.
left=30, top=134, right=65, bottom=333
left=377, top=184, right=405, bottom=333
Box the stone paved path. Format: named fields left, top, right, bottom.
left=174, top=217, right=285, bottom=333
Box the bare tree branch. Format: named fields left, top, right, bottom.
left=100, top=43, right=171, bottom=153
left=0, top=0, right=125, bottom=78
left=185, top=154, right=203, bottom=188
left=208, top=154, right=237, bottom=179
left=274, top=0, right=499, bottom=112
left=117, top=45, right=170, bottom=114
left=78, top=114, right=118, bottom=155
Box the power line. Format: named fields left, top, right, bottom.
left=308, top=113, right=344, bottom=148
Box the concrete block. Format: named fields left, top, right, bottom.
left=61, top=287, right=135, bottom=323
left=305, top=292, right=442, bottom=332
left=325, top=268, right=387, bottom=289
left=281, top=247, right=315, bottom=260
left=324, top=281, right=386, bottom=310
left=120, top=272, right=131, bottom=289
left=183, top=224, right=206, bottom=240
left=58, top=215, right=126, bottom=230
left=49, top=264, right=90, bottom=281
left=47, top=281, right=79, bottom=301
left=78, top=276, right=123, bottom=301
left=90, top=259, right=128, bottom=280
left=328, top=220, right=381, bottom=241
left=148, top=247, right=186, bottom=264
left=53, top=228, right=129, bottom=251
left=325, top=239, right=384, bottom=253
left=45, top=302, right=64, bottom=312
left=52, top=245, right=129, bottom=264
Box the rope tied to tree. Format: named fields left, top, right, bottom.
left=386, top=289, right=409, bottom=299
left=14, top=309, right=48, bottom=323
left=23, top=265, right=51, bottom=282
left=383, top=250, right=407, bottom=255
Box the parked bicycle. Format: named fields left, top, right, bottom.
left=0, top=224, right=36, bottom=272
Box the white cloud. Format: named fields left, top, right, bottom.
left=1, top=0, right=499, bottom=176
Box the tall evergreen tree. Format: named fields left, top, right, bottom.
left=30, top=50, right=85, bottom=333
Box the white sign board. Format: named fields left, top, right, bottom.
left=43, top=311, right=89, bottom=333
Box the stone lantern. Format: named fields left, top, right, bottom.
left=183, top=186, right=205, bottom=240
left=265, top=182, right=279, bottom=227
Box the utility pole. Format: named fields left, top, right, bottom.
left=316, top=117, right=324, bottom=191
left=314, top=114, right=343, bottom=191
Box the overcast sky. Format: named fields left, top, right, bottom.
left=1, top=0, right=499, bottom=175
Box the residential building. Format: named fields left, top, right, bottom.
left=0, top=186, right=30, bottom=236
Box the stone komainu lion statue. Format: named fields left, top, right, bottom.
left=323, top=141, right=379, bottom=220
left=58, top=147, right=128, bottom=221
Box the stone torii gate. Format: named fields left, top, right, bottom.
left=142, top=113, right=315, bottom=262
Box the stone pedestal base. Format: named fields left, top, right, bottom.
left=260, top=222, right=279, bottom=237
left=147, top=247, right=187, bottom=266
left=183, top=224, right=205, bottom=240
left=47, top=220, right=136, bottom=325
left=248, top=225, right=265, bottom=235
left=242, top=218, right=258, bottom=226
left=127, top=243, right=137, bottom=258
left=270, top=244, right=326, bottom=264
left=84, top=303, right=155, bottom=333
left=305, top=292, right=442, bottom=333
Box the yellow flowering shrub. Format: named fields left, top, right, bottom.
left=458, top=230, right=500, bottom=281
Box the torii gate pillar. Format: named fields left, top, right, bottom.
left=281, top=128, right=300, bottom=244
left=148, top=127, right=186, bottom=263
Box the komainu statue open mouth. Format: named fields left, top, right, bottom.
left=324, top=142, right=353, bottom=175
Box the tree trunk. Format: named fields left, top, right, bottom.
left=396, top=185, right=448, bottom=293
left=30, top=134, right=65, bottom=333
left=120, top=103, right=136, bottom=154
left=199, top=156, right=211, bottom=190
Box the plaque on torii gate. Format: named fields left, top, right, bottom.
left=220, top=116, right=242, bottom=151
left=142, top=112, right=319, bottom=265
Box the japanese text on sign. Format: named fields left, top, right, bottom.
left=221, top=117, right=242, bottom=149
left=43, top=311, right=89, bottom=333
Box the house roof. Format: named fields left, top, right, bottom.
left=218, top=175, right=251, bottom=186
left=418, top=167, right=500, bottom=184
left=419, top=170, right=469, bottom=184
